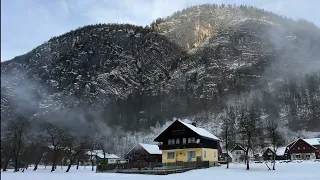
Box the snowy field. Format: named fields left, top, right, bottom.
left=2, top=162, right=320, bottom=180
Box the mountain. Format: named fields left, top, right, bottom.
left=1, top=24, right=185, bottom=131
left=1, top=4, right=320, bottom=135
left=154, top=4, right=320, bottom=131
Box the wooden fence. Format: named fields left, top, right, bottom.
left=97, top=161, right=210, bottom=175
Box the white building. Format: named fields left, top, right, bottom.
left=86, top=150, right=120, bottom=164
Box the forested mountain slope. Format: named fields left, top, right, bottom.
left=1, top=4, right=320, bottom=137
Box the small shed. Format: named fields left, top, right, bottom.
left=125, top=143, right=162, bottom=163
left=263, top=147, right=287, bottom=161
left=86, top=150, right=120, bottom=164
left=220, top=151, right=233, bottom=163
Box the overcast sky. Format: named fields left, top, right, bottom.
left=1, top=0, right=319, bottom=61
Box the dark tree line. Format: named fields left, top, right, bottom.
left=219, top=91, right=287, bottom=170
left=0, top=116, right=111, bottom=173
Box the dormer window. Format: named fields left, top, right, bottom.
left=188, top=137, right=196, bottom=143
left=168, top=139, right=175, bottom=145
left=182, top=138, right=186, bottom=144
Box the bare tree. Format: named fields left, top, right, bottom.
left=87, top=132, right=101, bottom=171
left=40, top=123, right=70, bottom=172
left=64, top=135, right=89, bottom=172
left=1, top=139, right=12, bottom=172
left=3, top=116, right=30, bottom=172
left=266, top=117, right=284, bottom=170
left=238, top=98, right=262, bottom=170
left=220, top=107, right=236, bottom=168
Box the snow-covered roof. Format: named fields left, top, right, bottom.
left=126, top=143, right=162, bottom=155
left=178, top=120, right=220, bottom=140
left=266, top=147, right=287, bottom=156
left=276, top=147, right=287, bottom=156
left=303, top=138, right=320, bottom=146
left=139, top=143, right=162, bottom=155
left=86, top=150, right=119, bottom=159
left=222, top=151, right=233, bottom=159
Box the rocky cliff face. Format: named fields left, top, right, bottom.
left=1, top=5, right=320, bottom=133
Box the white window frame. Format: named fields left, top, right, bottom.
left=182, top=138, right=186, bottom=144
left=167, top=152, right=175, bottom=159
left=189, top=151, right=196, bottom=158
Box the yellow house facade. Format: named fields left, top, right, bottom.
left=154, top=120, right=220, bottom=166
left=162, top=148, right=218, bottom=163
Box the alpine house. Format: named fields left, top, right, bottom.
left=154, top=119, right=220, bottom=166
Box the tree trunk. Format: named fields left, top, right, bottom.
left=91, top=160, right=94, bottom=171
left=2, top=158, right=10, bottom=172
left=33, top=156, right=43, bottom=171
left=66, top=161, right=73, bottom=172
left=51, top=149, right=57, bottom=172
left=245, top=150, right=250, bottom=170
left=272, top=153, right=276, bottom=170
left=14, top=157, right=19, bottom=172
left=34, top=164, right=38, bottom=171
left=76, top=159, right=80, bottom=170
left=51, top=161, right=56, bottom=172
left=226, top=129, right=229, bottom=169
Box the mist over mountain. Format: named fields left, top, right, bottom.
left=1, top=3, right=320, bottom=148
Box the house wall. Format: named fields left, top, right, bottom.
left=162, top=148, right=218, bottom=164
left=231, top=150, right=245, bottom=163
left=291, top=153, right=316, bottom=160
left=202, top=148, right=218, bottom=162
left=287, top=139, right=317, bottom=160
left=107, top=158, right=119, bottom=164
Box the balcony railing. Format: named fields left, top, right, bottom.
left=158, top=143, right=203, bottom=150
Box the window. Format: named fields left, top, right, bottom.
left=189, top=151, right=196, bottom=158
left=167, top=152, right=175, bottom=159
left=182, top=138, right=186, bottom=144
left=204, top=151, right=207, bottom=158
left=176, top=138, right=180, bottom=144
left=303, top=147, right=306, bottom=150
left=298, top=147, right=300, bottom=150
left=214, top=151, right=217, bottom=157
left=188, top=137, right=196, bottom=143
left=168, top=139, right=175, bottom=145
left=306, top=155, right=310, bottom=159
left=191, top=137, right=196, bottom=143
left=296, top=155, right=301, bottom=159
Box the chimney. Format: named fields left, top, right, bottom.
left=192, top=121, right=197, bottom=127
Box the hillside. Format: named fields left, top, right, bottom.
left=1, top=24, right=185, bottom=131
left=1, top=4, right=320, bottom=139
left=153, top=4, right=320, bottom=131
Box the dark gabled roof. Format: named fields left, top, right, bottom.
left=287, top=138, right=317, bottom=151
left=230, top=145, right=245, bottom=152
left=154, top=120, right=219, bottom=141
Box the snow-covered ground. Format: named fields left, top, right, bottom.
left=2, top=162, right=320, bottom=180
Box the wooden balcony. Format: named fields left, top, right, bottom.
left=158, top=143, right=203, bottom=150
